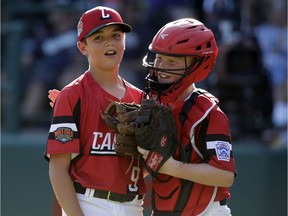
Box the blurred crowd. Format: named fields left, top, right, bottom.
left=1, top=0, right=287, bottom=148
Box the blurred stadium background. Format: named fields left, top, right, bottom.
left=1, top=0, right=287, bottom=215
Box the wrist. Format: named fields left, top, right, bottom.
left=159, top=156, right=177, bottom=175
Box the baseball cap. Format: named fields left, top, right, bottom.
left=77, top=6, right=132, bottom=41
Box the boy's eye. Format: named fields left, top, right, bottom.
left=114, top=32, right=124, bottom=38
left=94, top=35, right=102, bottom=40
left=165, top=59, right=178, bottom=65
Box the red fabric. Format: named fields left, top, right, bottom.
left=52, top=199, right=61, bottom=216
left=46, top=71, right=146, bottom=195
left=151, top=91, right=236, bottom=215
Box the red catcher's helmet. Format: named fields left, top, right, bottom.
left=143, top=18, right=218, bottom=103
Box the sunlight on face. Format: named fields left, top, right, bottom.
left=154, top=54, right=196, bottom=83
left=79, top=25, right=126, bottom=70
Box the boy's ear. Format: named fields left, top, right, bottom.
left=77, top=41, right=88, bottom=55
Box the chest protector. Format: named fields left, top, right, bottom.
left=152, top=89, right=219, bottom=216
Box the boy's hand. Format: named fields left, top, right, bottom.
left=48, top=89, right=60, bottom=108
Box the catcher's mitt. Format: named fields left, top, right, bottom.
left=134, top=99, right=178, bottom=176
left=101, top=101, right=141, bottom=159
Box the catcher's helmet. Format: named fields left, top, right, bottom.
left=143, top=18, right=218, bottom=103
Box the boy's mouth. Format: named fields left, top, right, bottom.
left=105, top=50, right=117, bottom=55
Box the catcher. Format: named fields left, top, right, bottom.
left=103, top=18, right=237, bottom=216
left=136, top=18, right=237, bottom=216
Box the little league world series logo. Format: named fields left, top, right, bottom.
left=54, top=127, right=74, bottom=144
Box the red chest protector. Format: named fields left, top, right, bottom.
left=152, top=89, right=220, bottom=216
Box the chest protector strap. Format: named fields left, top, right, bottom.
left=153, top=89, right=217, bottom=216
left=173, top=90, right=210, bottom=213
left=178, top=90, right=201, bottom=163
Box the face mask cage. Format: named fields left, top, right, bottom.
left=142, top=50, right=203, bottom=100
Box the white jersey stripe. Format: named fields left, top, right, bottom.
left=90, top=151, right=116, bottom=155
left=49, top=123, right=78, bottom=132
left=206, top=141, right=232, bottom=150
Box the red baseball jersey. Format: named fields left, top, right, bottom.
left=45, top=71, right=146, bottom=195
left=151, top=90, right=236, bottom=215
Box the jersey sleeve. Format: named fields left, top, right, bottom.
left=203, top=107, right=236, bottom=173
left=45, top=88, right=81, bottom=161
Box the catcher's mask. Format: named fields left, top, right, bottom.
left=142, top=18, right=218, bottom=103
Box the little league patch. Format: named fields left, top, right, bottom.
left=215, top=142, right=231, bottom=161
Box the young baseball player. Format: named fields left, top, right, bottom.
left=137, top=18, right=236, bottom=216
left=45, top=6, right=146, bottom=216
left=47, top=17, right=237, bottom=216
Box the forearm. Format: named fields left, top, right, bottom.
left=159, top=157, right=234, bottom=187
left=49, top=165, right=84, bottom=216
